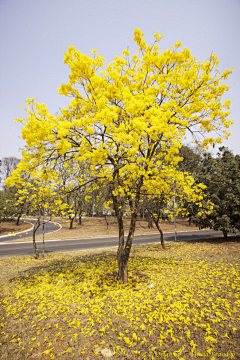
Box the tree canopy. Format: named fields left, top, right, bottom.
left=6, top=29, right=233, bottom=282
left=188, top=147, right=240, bottom=237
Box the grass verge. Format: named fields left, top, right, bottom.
left=0, top=238, right=239, bottom=359
left=0, top=221, right=32, bottom=237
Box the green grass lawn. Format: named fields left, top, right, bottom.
left=0, top=238, right=239, bottom=359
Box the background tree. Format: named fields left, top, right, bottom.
left=144, top=194, right=167, bottom=248
left=142, top=167, right=206, bottom=248
left=188, top=147, right=240, bottom=237
left=0, top=157, right=22, bottom=224
left=7, top=29, right=233, bottom=283
left=0, top=189, right=17, bottom=225
left=140, top=145, right=203, bottom=231
left=0, top=157, right=20, bottom=188
left=178, top=145, right=203, bottom=175
left=178, top=145, right=204, bottom=226
left=12, top=178, right=68, bottom=258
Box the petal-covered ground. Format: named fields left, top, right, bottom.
left=0, top=239, right=239, bottom=359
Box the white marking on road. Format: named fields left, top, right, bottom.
left=0, top=228, right=213, bottom=245
left=0, top=219, right=62, bottom=241
left=0, top=220, right=34, bottom=238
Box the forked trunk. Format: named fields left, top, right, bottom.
left=111, top=174, right=143, bottom=284
left=111, top=183, right=127, bottom=283
left=118, top=207, right=138, bottom=283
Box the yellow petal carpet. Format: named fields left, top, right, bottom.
left=0, top=241, right=239, bottom=359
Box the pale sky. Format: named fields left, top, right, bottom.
left=0, top=0, right=239, bottom=160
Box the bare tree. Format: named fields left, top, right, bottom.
left=0, top=157, right=20, bottom=186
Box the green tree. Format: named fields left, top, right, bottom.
left=0, top=157, right=20, bottom=188
left=178, top=145, right=202, bottom=175
left=189, top=147, right=240, bottom=237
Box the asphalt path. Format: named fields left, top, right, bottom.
left=0, top=219, right=61, bottom=243
left=0, top=228, right=235, bottom=257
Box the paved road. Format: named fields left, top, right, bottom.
left=0, top=219, right=61, bottom=243
left=0, top=229, right=234, bottom=257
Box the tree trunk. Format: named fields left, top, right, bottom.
left=111, top=173, right=143, bottom=284
left=33, top=218, right=40, bottom=259
left=116, top=217, right=126, bottom=283
left=110, top=182, right=126, bottom=283
left=148, top=209, right=165, bottom=250
left=118, top=201, right=139, bottom=283
left=117, top=246, right=128, bottom=284
left=223, top=230, right=228, bottom=238
left=104, top=215, right=109, bottom=229
left=147, top=210, right=153, bottom=228
left=155, top=221, right=165, bottom=249
left=16, top=214, right=21, bottom=226
left=92, top=196, right=95, bottom=217
left=120, top=203, right=139, bottom=282
left=79, top=210, right=82, bottom=225
left=69, top=216, right=74, bottom=229
left=42, top=219, right=45, bottom=257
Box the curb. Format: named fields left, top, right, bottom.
left=0, top=219, right=62, bottom=239
left=0, top=219, right=34, bottom=238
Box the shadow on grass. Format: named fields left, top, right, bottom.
left=181, top=235, right=240, bottom=245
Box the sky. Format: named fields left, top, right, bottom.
left=0, top=0, right=239, bottom=161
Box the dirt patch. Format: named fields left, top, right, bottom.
left=0, top=220, right=32, bottom=236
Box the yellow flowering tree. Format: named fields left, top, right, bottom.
left=9, top=177, right=68, bottom=258
left=6, top=29, right=233, bottom=283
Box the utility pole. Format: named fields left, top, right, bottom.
left=92, top=195, right=95, bottom=217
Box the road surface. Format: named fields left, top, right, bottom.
left=0, top=229, right=234, bottom=257
left=0, top=219, right=61, bottom=242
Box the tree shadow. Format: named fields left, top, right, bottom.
left=180, top=235, right=240, bottom=245
left=10, top=249, right=181, bottom=296
left=9, top=251, right=154, bottom=295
